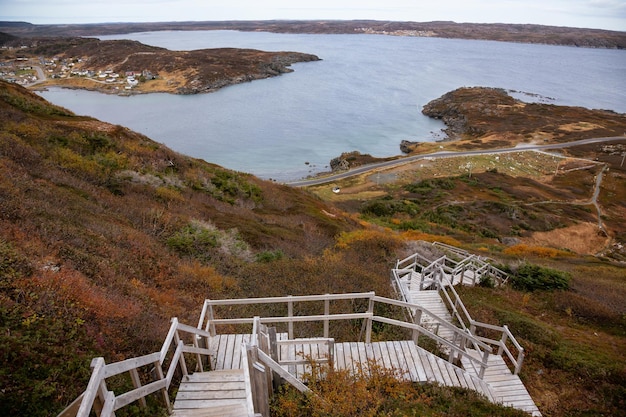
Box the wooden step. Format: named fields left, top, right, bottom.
left=461, top=349, right=541, bottom=416
left=171, top=402, right=249, bottom=417
left=173, top=369, right=249, bottom=416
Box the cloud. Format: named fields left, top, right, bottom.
left=1, top=0, right=624, bottom=29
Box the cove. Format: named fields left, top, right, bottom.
left=39, top=31, right=626, bottom=181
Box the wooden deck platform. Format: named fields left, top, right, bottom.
left=200, top=333, right=541, bottom=416
left=208, top=334, right=495, bottom=402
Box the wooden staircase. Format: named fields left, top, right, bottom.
left=409, top=289, right=456, bottom=343
left=462, top=351, right=541, bottom=417
left=59, top=291, right=540, bottom=417
left=171, top=369, right=249, bottom=417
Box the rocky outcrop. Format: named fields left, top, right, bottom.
left=329, top=153, right=354, bottom=172
left=421, top=87, right=512, bottom=139
left=400, top=140, right=418, bottom=153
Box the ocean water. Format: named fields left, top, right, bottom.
left=39, top=31, right=626, bottom=181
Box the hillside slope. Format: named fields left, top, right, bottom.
left=1, top=81, right=624, bottom=417
left=0, top=80, right=382, bottom=416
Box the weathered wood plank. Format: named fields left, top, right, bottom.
left=416, top=347, right=436, bottom=382
left=334, top=342, right=346, bottom=372
left=224, top=334, right=236, bottom=370
left=398, top=341, right=418, bottom=381
left=185, top=370, right=244, bottom=382
left=173, top=398, right=248, bottom=409
left=178, top=381, right=245, bottom=391
left=175, top=390, right=246, bottom=400
left=405, top=342, right=427, bottom=382
left=357, top=342, right=369, bottom=376
left=385, top=341, right=401, bottom=372
left=214, top=335, right=227, bottom=370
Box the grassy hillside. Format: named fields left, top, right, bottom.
left=1, top=80, right=624, bottom=416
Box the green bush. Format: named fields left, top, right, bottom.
left=256, top=249, right=285, bottom=263
left=166, top=222, right=218, bottom=258
left=405, top=177, right=456, bottom=193
left=510, top=263, right=571, bottom=292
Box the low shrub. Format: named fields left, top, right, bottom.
left=166, top=221, right=219, bottom=258
left=508, top=263, right=571, bottom=292
left=271, top=360, right=528, bottom=417
left=256, top=249, right=285, bottom=263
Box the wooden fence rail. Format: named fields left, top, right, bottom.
left=200, top=292, right=492, bottom=379
left=57, top=318, right=214, bottom=417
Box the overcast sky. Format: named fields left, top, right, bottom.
left=1, top=0, right=625, bottom=31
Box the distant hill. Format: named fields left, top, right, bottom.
left=0, top=20, right=625, bottom=49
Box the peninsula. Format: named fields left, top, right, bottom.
left=0, top=35, right=320, bottom=94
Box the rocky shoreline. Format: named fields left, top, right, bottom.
left=328, top=87, right=626, bottom=173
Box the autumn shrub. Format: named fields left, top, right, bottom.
left=503, top=244, right=572, bottom=258
left=0, top=239, right=32, bottom=286
left=399, top=231, right=462, bottom=247
left=176, top=260, right=238, bottom=294
left=271, top=360, right=528, bottom=417
left=155, top=185, right=184, bottom=204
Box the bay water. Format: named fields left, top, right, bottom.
left=39, top=31, right=626, bottom=181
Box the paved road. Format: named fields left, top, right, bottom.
left=287, top=136, right=626, bottom=187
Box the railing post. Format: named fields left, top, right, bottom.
left=77, top=357, right=106, bottom=417
left=479, top=349, right=490, bottom=379
left=498, top=326, right=509, bottom=356
left=324, top=295, right=330, bottom=338
left=365, top=294, right=375, bottom=344
left=412, top=309, right=422, bottom=344
left=247, top=345, right=270, bottom=417
left=207, top=304, right=216, bottom=336
left=129, top=368, right=147, bottom=409
left=448, top=332, right=457, bottom=363
left=287, top=296, right=294, bottom=339
left=153, top=360, right=171, bottom=412
left=515, top=349, right=525, bottom=375
left=173, top=329, right=188, bottom=377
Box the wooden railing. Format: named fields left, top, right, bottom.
left=243, top=316, right=334, bottom=416
left=199, top=292, right=492, bottom=379
left=57, top=318, right=214, bottom=417
left=393, top=253, right=524, bottom=375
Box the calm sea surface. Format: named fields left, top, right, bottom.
left=39, top=31, right=626, bottom=181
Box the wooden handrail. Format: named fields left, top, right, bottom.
left=60, top=316, right=216, bottom=417
left=62, top=284, right=522, bottom=417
